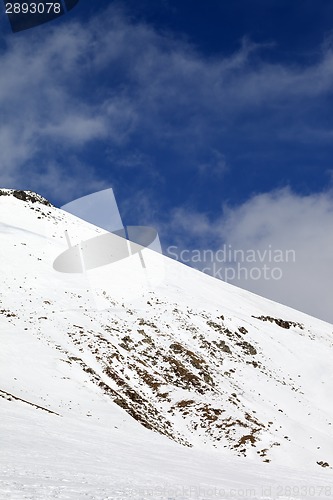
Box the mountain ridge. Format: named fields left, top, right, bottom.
left=1, top=189, right=333, bottom=493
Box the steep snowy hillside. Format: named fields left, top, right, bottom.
left=1, top=189, right=333, bottom=499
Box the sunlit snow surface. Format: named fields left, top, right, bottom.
left=0, top=191, right=333, bottom=499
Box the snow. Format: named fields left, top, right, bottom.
left=0, top=191, right=333, bottom=499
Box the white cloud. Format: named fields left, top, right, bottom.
left=220, top=189, right=333, bottom=323
left=164, top=188, right=333, bottom=324
left=42, top=115, right=108, bottom=145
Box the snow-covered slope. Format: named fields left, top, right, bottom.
left=1, top=189, right=333, bottom=499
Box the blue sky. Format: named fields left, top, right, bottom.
left=1, top=1, right=333, bottom=322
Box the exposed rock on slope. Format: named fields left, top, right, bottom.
left=0, top=188, right=52, bottom=206
left=1, top=190, right=333, bottom=471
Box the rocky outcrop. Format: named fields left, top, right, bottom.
left=0, top=189, right=52, bottom=206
